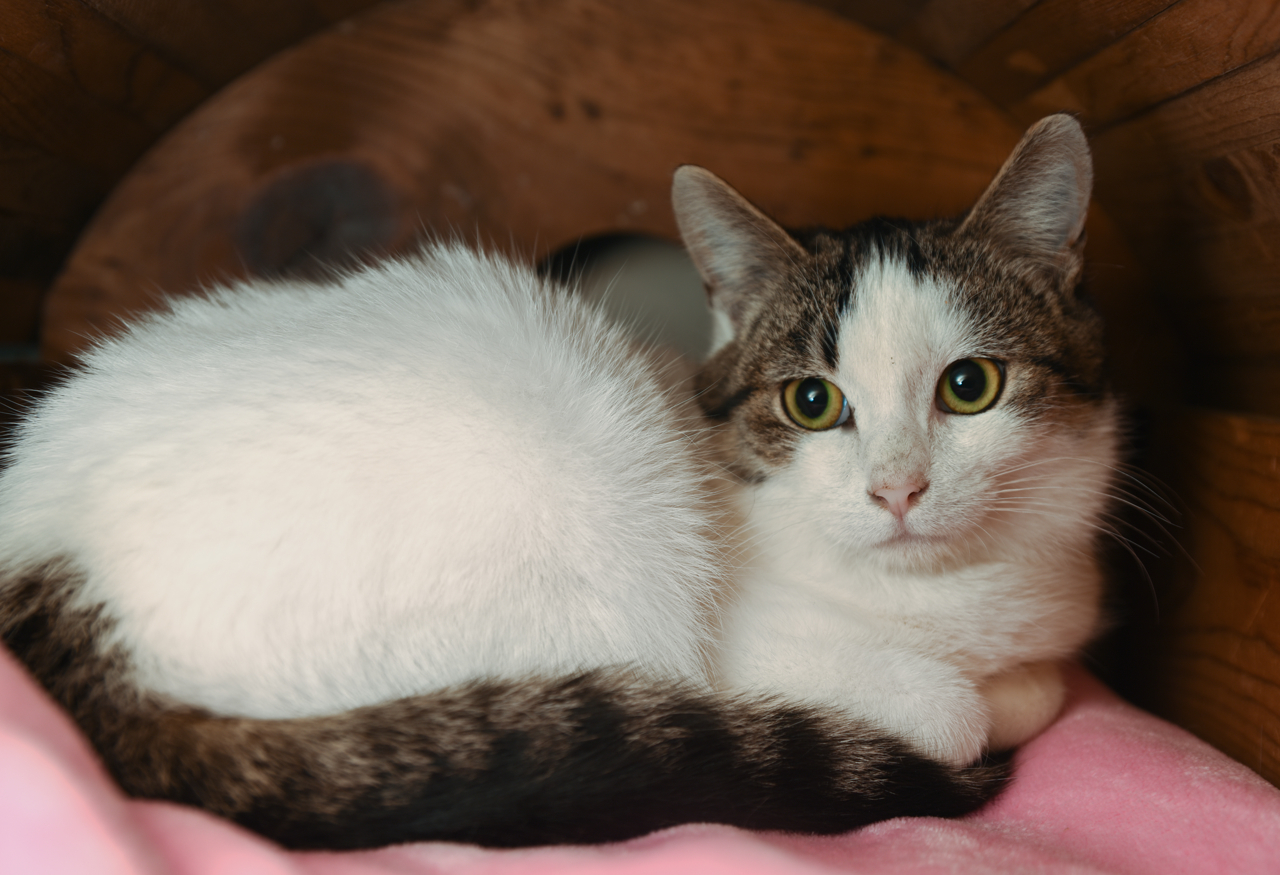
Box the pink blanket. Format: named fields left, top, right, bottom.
left=3, top=647, right=1278, bottom=875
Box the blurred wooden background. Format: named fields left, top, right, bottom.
left=2, top=0, right=1278, bottom=784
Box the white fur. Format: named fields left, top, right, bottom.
left=0, top=238, right=1112, bottom=766
left=714, top=258, right=1116, bottom=764
left=0, top=246, right=722, bottom=718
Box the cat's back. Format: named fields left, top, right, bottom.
left=0, top=245, right=720, bottom=719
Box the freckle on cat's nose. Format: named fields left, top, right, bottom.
left=872, top=482, right=927, bottom=519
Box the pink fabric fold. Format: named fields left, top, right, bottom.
left=3, top=646, right=1277, bottom=875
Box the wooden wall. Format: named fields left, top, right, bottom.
left=0, top=0, right=383, bottom=344
left=1, top=0, right=1277, bottom=784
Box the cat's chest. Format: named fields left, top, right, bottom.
left=721, top=499, right=1095, bottom=666
left=734, top=544, right=997, bottom=634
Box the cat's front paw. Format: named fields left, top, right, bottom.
left=864, top=672, right=990, bottom=767
left=901, top=690, right=991, bottom=767
left=979, top=660, right=1066, bottom=751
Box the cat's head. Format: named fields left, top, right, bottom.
left=673, top=115, right=1118, bottom=568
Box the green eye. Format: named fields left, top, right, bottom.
left=937, top=358, right=1004, bottom=414
left=783, top=377, right=850, bottom=430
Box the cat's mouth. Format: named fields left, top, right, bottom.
left=878, top=526, right=949, bottom=548
left=873, top=515, right=994, bottom=565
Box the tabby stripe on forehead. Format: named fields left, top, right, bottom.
left=834, top=236, right=853, bottom=292
left=819, top=244, right=854, bottom=369
left=785, top=327, right=815, bottom=361
left=832, top=241, right=856, bottom=309
left=844, top=219, right=928, bottom=281
left=896, top=222, right=929, bottom=279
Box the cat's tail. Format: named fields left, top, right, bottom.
left=91, top=671, right=1005, bottom=850
left=3, top=566, right=1005, bottom=851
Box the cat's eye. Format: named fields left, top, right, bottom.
left=937, top=358, right=1004, bottom=415
left=783, top=377, right=850, bottom=430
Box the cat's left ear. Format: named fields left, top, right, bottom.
left=672, top=166, right=806, bottom=351
left=959, top=113, right=1092, bottom=273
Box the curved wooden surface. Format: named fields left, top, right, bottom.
left=2, top=0, right=1278, bottom=785
left=0, top=0, right=384, bottom=345
left=43, top=0, right=1027, bottom=360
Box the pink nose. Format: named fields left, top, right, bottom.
left=872, top=483, right=926, bottom=519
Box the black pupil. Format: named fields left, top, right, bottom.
left=797, top=378, right=830, bottom=419
left=949, top=360, right=986, bottom=402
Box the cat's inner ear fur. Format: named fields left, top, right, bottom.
left=959, top=114, right=1093, bottom=274
left=672, top=166, right=806, bottom=351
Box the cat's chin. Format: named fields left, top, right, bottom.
left=869, top=525, right=986, bottom=569
left=880, top=530, right=947, bottom=547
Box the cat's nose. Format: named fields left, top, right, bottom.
left=871, top=482, right=927, bottom=519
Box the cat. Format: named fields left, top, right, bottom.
left=678, top=113, right=1115, bottom=768
left=0, top=113, right=1112, bottom=850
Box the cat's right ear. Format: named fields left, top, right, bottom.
left=958, top=113, right=1092, bottom=274
left=672, top=166, right=806, bottom=351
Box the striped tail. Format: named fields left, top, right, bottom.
left=4, top=566, right=1007, bottom=850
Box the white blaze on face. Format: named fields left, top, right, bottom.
left=834, top=258, right=964, bottom=498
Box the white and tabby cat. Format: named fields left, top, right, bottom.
left=0, top=114, right=1114, bottom=848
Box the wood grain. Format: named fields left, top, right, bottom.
left=897, top=0, right=1036, bottom=66
left=78, top=0, right=384, bottom=85
left=1015, top=0, right=1280, bottom=128
left=955, top=0, right=1175, bottom=110
left=1081, top=45, right=1280, bottom=412
left=802, top=0, right=932, bottom=35
left=0, top=0, right=211, bottom=133
left=0, top=0, right=387, bottom=347
left=1088, top=44, right=1280, bottom=176
left=0, top=47, right=153, bottom=178
left=43, top=0, right=1041, bottom=362
left=1124, top=410, right=1280, bottom=786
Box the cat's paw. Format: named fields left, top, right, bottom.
left=896, top=687, right=991, bottom=767
left=979, top=660, right=1065, bottom=751
left=858, top=667, right=990, bottom=766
